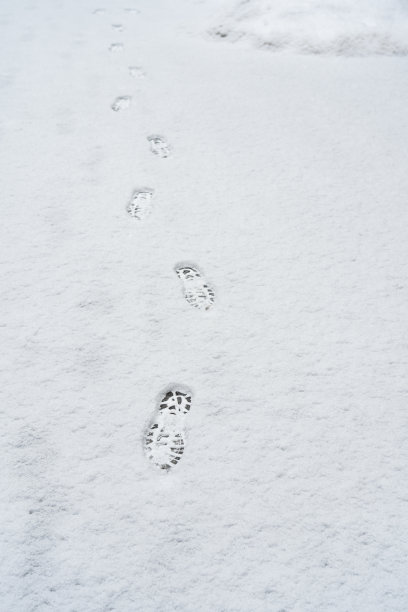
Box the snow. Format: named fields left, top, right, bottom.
left=212, top=0, right=408, bottom=55
left=1, top=0, right=408, bottom=610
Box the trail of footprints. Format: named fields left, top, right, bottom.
left=99, top=8, right=216, bottom=471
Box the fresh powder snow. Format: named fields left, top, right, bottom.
left=212, top=0, right=408, bottom=55
left=1, top=0, right=408, bottom=610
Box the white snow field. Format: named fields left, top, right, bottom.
left=212, top=0, right=408, bottom=55
left=1, top=0, right=408, bottom=610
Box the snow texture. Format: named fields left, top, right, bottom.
left=1, top=0, right=408, bottom=610
left=212, top=0, right=408, bottom=55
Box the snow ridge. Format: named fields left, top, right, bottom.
left=212, top=0, right=408, bottom=56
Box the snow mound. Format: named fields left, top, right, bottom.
left=211, top=0, right=408, bottom=56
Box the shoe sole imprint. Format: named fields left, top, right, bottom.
left=126, top=188, right=154, bottom=220
left=175, top=264, right=215, bottom=310
left=147, top=135, right=171, bottom=158
left=129, top=66, right=146, bottom=78
left=144, top=388, right=192, bottom=471
left=109, top=43, right=124, bottom=53
left=111, top=96, right=131, bottom=111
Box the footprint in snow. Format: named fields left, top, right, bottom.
left=93, top=8, right=106, bottom=14
left=126, top=188, right=154, bottom=220
left=144, top=388, right=192, bottom=471
left=109, top=42, right=123, bottom=53
left=175, top=264, right=215, bottom=310
left=111, top=96, right=131, bottom=111
left=147, top=134, right=171, bottom=158
left=112, top=23, right=124, bottom=32
left=129, top=66, right=145, bottom=79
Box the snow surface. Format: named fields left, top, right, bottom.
left=1, top=0, right=408, bottom=610
left=212, top=0, right=408, bottom=55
